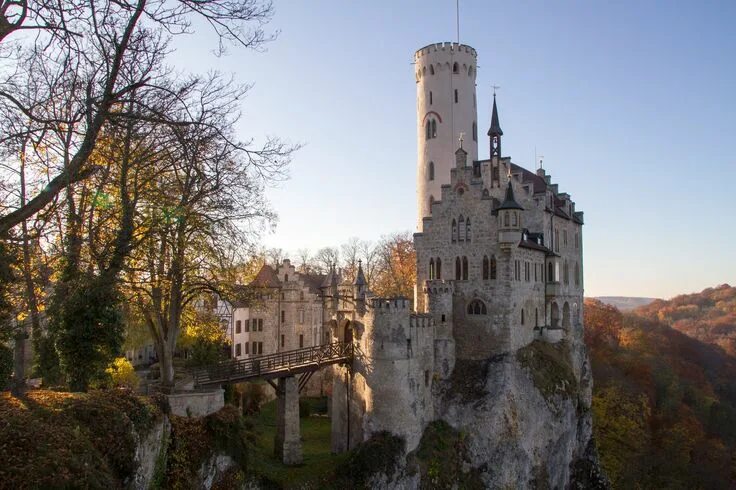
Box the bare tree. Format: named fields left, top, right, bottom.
left=314, top=246, right=339, bottom=274
left=0, top=0, right=277, bottom=236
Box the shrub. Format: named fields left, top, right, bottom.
left=413, top=420, right=483, bottom=489
left=106, top=357, right=139, bottom=390
left=516, top=340, right=577, bottom=402
left=334, top=431, right=405, bottom=487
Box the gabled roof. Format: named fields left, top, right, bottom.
left=249, top=264, right=281, bottom=288
left=511, top=163, right=547, bottom=194
left=301, top=273, right=327, bottom=293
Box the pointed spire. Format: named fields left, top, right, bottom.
left=498, top=180, right=524, bottom=210
left=354, top=260, right=366, bottom=287
left=487, top=93, right=503, bottom=137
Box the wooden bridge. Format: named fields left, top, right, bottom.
left=192, top=341, right=354, bottom=389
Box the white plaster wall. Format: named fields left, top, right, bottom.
left=415, top=42, right=479, bottom=230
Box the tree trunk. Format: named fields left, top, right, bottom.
left=11, top=324, right=26, bottom=396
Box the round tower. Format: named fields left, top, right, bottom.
left=415, top=42, right=479, bottom=230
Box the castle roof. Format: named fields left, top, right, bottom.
left=498, top=181, right=524, bottom=211
left=511, top=163, right=547, bottom=194
left=301, top=273, right=327, bottom=293
left=249, top=264, right=281, bottom=288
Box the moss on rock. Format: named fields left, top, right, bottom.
left=516, top=340, right=578, bottom=402
left=333, top=431, right=405, bottom=488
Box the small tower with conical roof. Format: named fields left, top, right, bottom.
left=488, top=93, right=503, bottom=160
left=353, top=260, right=367, bottom=312
left=497, top=170, right=524, bottom=246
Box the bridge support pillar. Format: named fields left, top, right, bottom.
left=274, top=376, right=302, bottom=465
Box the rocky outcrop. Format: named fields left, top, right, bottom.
left=131, top=417, right=171, bottom=489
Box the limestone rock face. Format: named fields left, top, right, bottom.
left=384, top=334, right=606, bottom=489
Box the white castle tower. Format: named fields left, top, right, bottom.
left=415, top=42, right=479, bottom=230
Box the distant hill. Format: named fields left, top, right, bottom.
left=634, top=284, right=736, bottom=356
left=594, top=296, right=658, bottom=311
left=584, top=299, right=736, bottom=489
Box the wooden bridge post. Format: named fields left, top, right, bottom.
left=274, top=376, right=302, bottom=465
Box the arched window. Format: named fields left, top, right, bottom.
left=451, top=219, right=457, bottom=242
left=563, top=261, right=569, bottom=285
left=436, top=258, right=442, bottom=279
left=521, top=309, right=525, bottom=325
left=490, top=256, right=497, bottom=280
left=504, top=212, right=510, bottom=227
left=465, top=218, right=471, bottom=241
left=548, top=262, right=554, bottom=282
left=431, top=119, right=437, bottom=138
left=430, top=64, right=435, bottom=75
left=453, top=62, right=459, bottom=73
left=428, top=161, right=434, bottom=181
left=551, top=303, right=560, bottom=328
left=425, top=121, right=431, bottom=140
left=482, top=256, right=489, bottom=280
left=472, top=122, right=477, bottom=141
left=468, top=65, right=473, bottom=76
left=455, top=257, right=461, bottom=280
left=454, top=89, right=458, bottom=103
left=467, top=300, right=487, bottom=315
left=462, top=256, right=468, bottom=280
left=512, top=212, right=518, bottom=226
left=458, top=215, right=465, bottom=242
left=429, top=258, right=435, bottom=280
left=575, top=262, right=580, bottom=286
left=429, top=91, right=433, bottom=105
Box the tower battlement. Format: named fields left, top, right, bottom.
left=409, top=314, right=434, bottom=329
left=414, top=42, right=477, bottom=60
left=369, top=297, right=411, bottom=313
left=424, top=280, right=454, bottom=296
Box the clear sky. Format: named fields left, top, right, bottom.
left=170, top=1, right=736, bottom=299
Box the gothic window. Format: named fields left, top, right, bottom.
left=563, top=229, right=568, bottom=247
left=512, top=212, right=518, bottom=226
left=482, top=256, right=489, bottom=280
left=472, top=121, right=477, bottom=141
left=428, top=161, right=434, bottom=181
left=462, top=256, right=468, bottom=280
left=548, top=262, right=554, bottom=282
left=431, top=119, right=437, bottom=138
left=455, top=257, right=461, bottom=280
left=504, top=212, right=510, bottom=227
left=521, top=309, right=525, bottom=325
left=430, top=64, right=435, bottom=75
left=465, top=218, right=471, bottom=241
left=429, top=258, right=435, bottom=280
left=436, top=258, right=442, bottom=279
left=467, top=300, right=487, bottom=315
left=453, top=62, right=459, bottom=73
left=425, top=121, right=431, bottom=140
left=429, top=91, right=433, bottom=105
left=454, top=89, right=458, bottom=103
left=458, top=215, right=465, bottom=242
left=563, top=261, right=569, bottom=285
left=490, top=256, right=497, bottom=280
left=574, top=262, right=580, bottom=286
left=468, top=65, right=473, bottom=76
left=451, top=219, right=457, bottom=243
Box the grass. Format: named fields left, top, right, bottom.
left=246, top=397, right=348, bottom=488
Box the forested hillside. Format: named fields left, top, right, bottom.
left=635, top=284, right=736, bottom=356
left=585, top=299, right=736, bottom=488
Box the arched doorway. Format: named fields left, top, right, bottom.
left=551, top=303, right=560, bottom=328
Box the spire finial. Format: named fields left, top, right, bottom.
left=458, top=132, right=465, bottom=149
left=492, top=84, right=500, bottom=97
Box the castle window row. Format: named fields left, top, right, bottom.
left=554, top=227, right=581, bottom=252
left=428, top=257, right=442, bottom=280
left=451, top=216, right=471, bottom=242
left=455, top=256, right=468, bottom=280
left=420, top=63, right=475, bottom=78
left=234, top=341, right=263, bottom=357
left=236, top=318, right=264, bottom=334
left=514, top=261, right=545, bottom=283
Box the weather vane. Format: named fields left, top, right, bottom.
left=492, top=84, right=500, bottom=96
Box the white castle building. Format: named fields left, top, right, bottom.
left=220, top=42, right=585, bottom=458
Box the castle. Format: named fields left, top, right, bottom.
left=223, top=42, right=585, bottom=456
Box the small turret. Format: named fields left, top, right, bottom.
left=353, top=260, right=367, bottom=311
left=487, top=93, right=503, bottom=160
left=498, top=175, right=523, bottom=245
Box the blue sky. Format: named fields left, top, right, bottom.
left=171, top=1, right=736, bottom=298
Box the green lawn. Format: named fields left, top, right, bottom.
left=246, top=397, right=348, bottom=489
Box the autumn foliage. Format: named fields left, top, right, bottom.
left=585, top=298, right=736, bottom=488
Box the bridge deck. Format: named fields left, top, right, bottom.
left=192, top=341, right=353, bottom=387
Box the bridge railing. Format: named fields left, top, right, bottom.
left=192, top=341, right=354, bottom=387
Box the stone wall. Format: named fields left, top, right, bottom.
left=167, top=389, right=224, bottom=417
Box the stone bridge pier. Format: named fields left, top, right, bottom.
left=273, top=376, right=302, bottom=465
